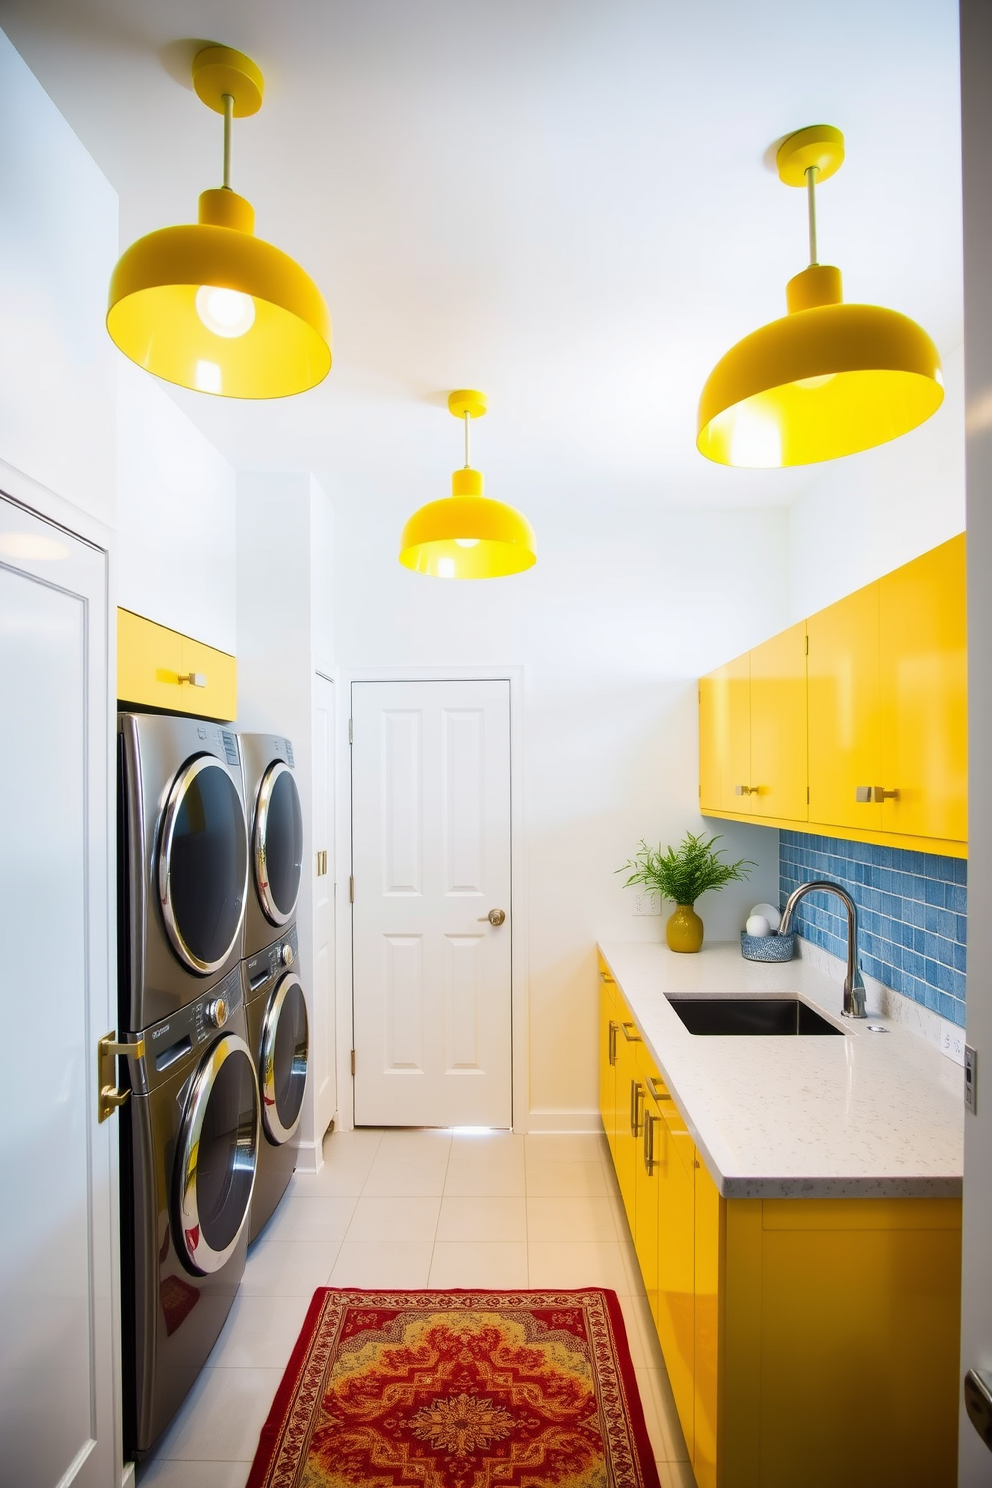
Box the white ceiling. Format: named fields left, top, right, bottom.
left=0, top=0, right=963, bottom=517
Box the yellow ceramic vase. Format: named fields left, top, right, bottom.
left=666, top=903, right=704, bottom=953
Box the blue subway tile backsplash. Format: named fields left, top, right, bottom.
left=779, top=831, right=967, bottom=1028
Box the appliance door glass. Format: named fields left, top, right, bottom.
left=174, top=1034, right=259, bottom=1274
left=260, top=972, right=309, bottom=1144
left=254, top=761, right=303, bottom=926
left=159, top=754, right=248, bottom=973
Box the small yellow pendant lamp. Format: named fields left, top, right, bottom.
left=398, top=391, right=537, bottom=579
left=697, top=125, right=943, bottom=467
left=107, top=46, right=331, bottom=399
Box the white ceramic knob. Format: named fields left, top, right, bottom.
left=746, top=914, right=771, bottom=938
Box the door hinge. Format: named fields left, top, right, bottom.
left=316, top=849, right=327, bottom=876
left=349, top=875, right=354, bottom=903
left=98, top=1031, right=145, bottom=1123
left=350, top=1049, right=356, bottom=1076
left=348, top=717, right=353, bottom=744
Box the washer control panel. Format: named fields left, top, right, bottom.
left=134, top=965, right=244, bottom=1094
left=244, top=924, right=299, bottom=999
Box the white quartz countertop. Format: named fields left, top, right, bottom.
left=598, top=940, right=964, bottom=1199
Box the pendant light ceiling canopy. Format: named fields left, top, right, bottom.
left=107, top=46, right=331, bottom=399
left=697, top=125, right=943, bottom=468
left=399, top=391, right=537, bottom=579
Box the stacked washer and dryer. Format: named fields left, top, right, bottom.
left=117, top=715, right=308, bottom=1459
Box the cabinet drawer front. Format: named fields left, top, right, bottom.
left=117, top=609, right=236, bottom=722
left=181, top=634, right=237, bottom=722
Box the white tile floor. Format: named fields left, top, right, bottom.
left=137, top=1129, right=695, bottom=1488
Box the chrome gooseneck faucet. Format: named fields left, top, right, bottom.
left=779, top=880, right=867, bottom=1019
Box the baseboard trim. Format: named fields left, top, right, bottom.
left=526, top=1110, right=603, bottom=1135
left=294, top=1138, right=323, bottom=1176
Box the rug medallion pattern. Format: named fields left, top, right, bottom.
left=247, top=1288, right=659, bottom=1488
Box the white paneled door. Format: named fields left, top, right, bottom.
left=311, top=672, right=336, bottom=1147
left=352, top=680, right=512, bottom=1127
left=0, top=497, right=116, bottom=1486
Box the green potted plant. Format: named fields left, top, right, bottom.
left=617, top=832, right=754, bottom=953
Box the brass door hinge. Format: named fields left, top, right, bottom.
left=349, top=875, right=354, bottom=903
left=98, top=1032, right=145, bottom=1123
left=316, top=849, right=328, bottom=876
left=348, top=718, right=353, bottom=744
left=350, top=1049, right=356, bottom=1076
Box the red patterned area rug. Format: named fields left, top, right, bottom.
left=246, top=1287, right=660, bottom=1488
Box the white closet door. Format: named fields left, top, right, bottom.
left=0, top=497, right=116, bottom=1486
left=311, top=672, right=336, bottom=1147
left=351, top=680, right=512, bottom=1128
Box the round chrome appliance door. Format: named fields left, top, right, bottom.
left=159, top=754, right=249, bottom=974
left=174, top=1033, right=259, bottom=1275
left=259, top=972, right=309, bottom=1144
left=253, top=761, right=304, bottom=926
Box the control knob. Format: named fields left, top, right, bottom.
left=205, top=997, right=229, bottom=1029
left=280, top=943, right=294, bottom=967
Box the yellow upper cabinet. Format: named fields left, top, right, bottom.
left=699, top=533, right=967, bottom=854
left=750, top=621, right=808, bottom=821
left=878, top=535, right=967, bottom=842
left=117, top=608, right=237, bottom=722
left=808, top=581, right=882, bottom=831
left=698, top=651, right=750, bottom=814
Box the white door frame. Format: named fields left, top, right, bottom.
left=336, top=666, right=528, bottom=1134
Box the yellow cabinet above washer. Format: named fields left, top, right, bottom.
left=117, top=608, right=237, bottom=722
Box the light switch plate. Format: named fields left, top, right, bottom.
left=940, top=1026, right=966, bottom=1066
left=965, top=1044, right=977, bottom=1113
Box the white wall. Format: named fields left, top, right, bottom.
left=0, top=25, right=117, bottom=531
left=117, top=361, right=237, bottom=653
left=958, top=2, right=992, bottom=1478
left=788, top=343, right=966, bottom=618
left=333, top=487, right=785, bottom=1127
left=237, top=471, right=336, bottom=1160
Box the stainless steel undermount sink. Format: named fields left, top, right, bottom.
left=666, top=996, right=843, bottom=1037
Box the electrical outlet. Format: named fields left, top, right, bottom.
left=940, top=1026, right=966, bottom=1066
left=633, top=891, right=661, bottom=917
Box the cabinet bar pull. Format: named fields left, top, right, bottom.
left=734, top=784, right=758, bottom=795
left=856, top=785, right=900, bottom=803
left=179, top=672, right=207, bottom=687
left=629, top=1079, right=644, bottom=1137
left=608, top=1020, right=619, bottom=1066
left=645, top=1074, right=672, bottom=1102
left=599, top=970, right=615, bottom=983
left=621, top=1022, right=641, bottom=1042
left=643, top=1111, right=660, bottom=1175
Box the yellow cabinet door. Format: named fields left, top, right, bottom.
left=117, top=607, right=185, bottom=712
left=655, top=1091, right=696, bottom=1463
left=693, top=1156, right=721, bottom=1488
left=180, top=633, right=238, bottom=723
left=807, top=582, right=882, bottom=830
left=598, top=969, right=619, bottom=1159
left=699, top=652, right=751, bottom=814
left=749, top=620, right=808, bottom=821
left=634, top=1051, right=663, bottom=1327
left=613, top=1005, right=643, bottom=1223
left=878, top=533, right=967, bottom=842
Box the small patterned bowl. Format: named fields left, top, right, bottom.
left=740, top=930, right=796, bottom=962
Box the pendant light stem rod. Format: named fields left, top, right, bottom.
left=222, top=93, right=233, bottom=190
left=806, top=164, right=818, bottom=266
left=464, top=411, right=471, bottom=468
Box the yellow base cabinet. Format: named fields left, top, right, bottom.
left=598, top=962, right=618, bottom=1161
left=596, top=987, right=962, bottom=1486
left=117, top=607, right=237, bottom=722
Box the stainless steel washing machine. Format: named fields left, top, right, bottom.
left=119, top=965, right=259, bottom=1457
left=118, top=713, right=249, bottom=1031
left=243, top=924, right=309, bottom=1240
left=240, top=733, right=303, bottom=960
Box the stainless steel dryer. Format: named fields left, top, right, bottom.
left=243, top=924, right=309, bottom=1240
left=119, top=965, right=259, bottom=1457
left=118, top=713, right=249, bottom=1031
left=240, top=733, right=304, bottom=959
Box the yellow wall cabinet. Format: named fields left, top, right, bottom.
left=117, top=608, right=237, bottom=723
left=700, top=533, right=967, bottom=856
left=597, top=973, right=961, bottom=1486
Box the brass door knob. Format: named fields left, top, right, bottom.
left=478, top=908, right=506, bottom=926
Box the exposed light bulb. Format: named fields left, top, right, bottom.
left=195, top=360, right=222, bottom=394
left=454, top=538, right=480, bottom=548
left=195, top=285, right=256, bottom=338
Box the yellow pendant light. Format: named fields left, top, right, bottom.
left=398, top=391, right=537, bottom=579
left=107, top=46, right=331, bottom=399
left=697, top=125, right=943, bottom=467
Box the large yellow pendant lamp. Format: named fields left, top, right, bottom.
left=107, top=46, right=331, bottom=399
left=398, top=391, right=537, bottom=578
left=697, top=125, right=943, bottom=467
